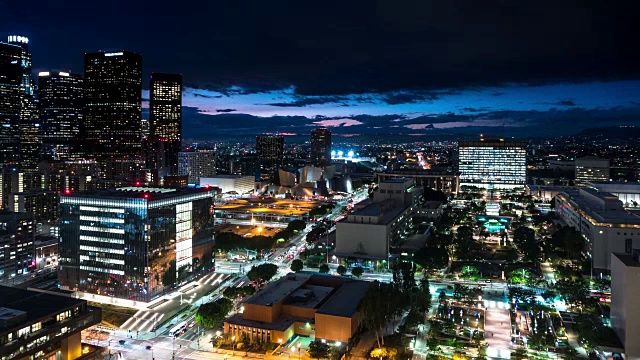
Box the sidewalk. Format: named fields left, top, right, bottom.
left=484, top=308, right=511, bottom=359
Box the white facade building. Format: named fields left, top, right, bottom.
left=587, top=181, right=640, bottom=210
left=335, top=178, right=419, bottom=261
left=457, top=138, right=527, bottom=189
left=200, top=175, right=255, bottom=194
left=611, top=251, right=640, bottom=359
left=555, top=188, right=640, bottom=275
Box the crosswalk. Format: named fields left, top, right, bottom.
left=120, top=272, right=229, bottom=332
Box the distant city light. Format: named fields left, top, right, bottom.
left=347, top=150, right=354, bottom=158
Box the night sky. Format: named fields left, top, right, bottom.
left=3, top=0, right=640, bottom=139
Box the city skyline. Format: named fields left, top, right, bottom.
left=2, top=1, right=639, bottom=139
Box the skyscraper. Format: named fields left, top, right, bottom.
left=0, top=41, right=21, bottom=166
left=310, top=128, right=331, bottom=166
left=147, top=73, right=182, bottom=175
left=84, top=51, right=142, bottom=158
left=256, top=135, right=284, bottom=175
left=6, top=35, right=39, bottom=171
left=38, top=71, right=84, bottom=159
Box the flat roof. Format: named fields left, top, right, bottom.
left=61, top=186, right=213, bottom=201
left=612, top=253, right=640, bottom=267
left=0, top=286, right=85, bottom=329
left=316, top=281, right=370, bottom=318
left=244, top=273, right=311, bottom=306
left=284, top=285, right=334, bottom=309
left=559, top=189, right=640, bottom=225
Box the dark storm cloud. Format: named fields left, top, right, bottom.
left=216, top=108, right=236, bottom=113
left=267, top=96, right=350, bottom=107
left=556, top=100, right=577, bottom=107
left=3, top=0, right=638, bottom=95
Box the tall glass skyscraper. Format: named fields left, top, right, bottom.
left=84, top=51, right=142, bottom=158
left=6, top=35, right=39, bottom=171
left=256, top=135, right=284, bottom=177
left=58, top=187, right=215, bottom=302
left=38, top=71, right=84, bottom=159
left=0, top=41, right=21, bottom=166
left=147, top=73, right=182, bottom=175
left=310, top=128, right=331, bottom=166
left=457, top=138, right=527, bottom=189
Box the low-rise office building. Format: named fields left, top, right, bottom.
left=575, top=156, right=610, bottom=187
left=335, top=178, right=419, bottom=262
left=200, top=175, right=254, bottom=194
left=555, top=188, right=640, bottom=275
left=587, top=181, right=640, bottom=210
left=611, top=251, right=640, bottom=359
left=0, top=286, right=101, bottom=360
left=224, top=273, right=369, bottom=344
left=376, top=169, right=459, bottom=193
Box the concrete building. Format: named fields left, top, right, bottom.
left=335, top=178, right=419, bottom=262
left=200, top=175, right=254, bottom=194
left=58, top=186, right=215, bottom=303
left=310, top=128, right=332, bottom=166
left=555, top=188, right=640, bottom=275
left=456, top=138, right=527, bottom=189
left=178, top=150, right=216, bottom=184
left=0, top=286, right=101, bottom=360
left=0, top=211, right=34, bottom=279
left=224, top=273, right=369, bottom=344
left=415, top=201, right=443, bottom=220
left=575, top=156, right=610, bottom=187
left=587, top=181, right=640, bottom=209
left=376, top=169, right=459, bottom=193
left=611, top=251, right=640, bottom=359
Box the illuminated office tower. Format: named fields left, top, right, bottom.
left=0, top=41, right=21, bottom=166
left=58, top=186, right=215, bottom=302
left=310, top=128, right=331, bottom=166
left=256, top=135, right=284, bottom=175
left=84, top=51, right=142, bottom=158
left=5, top=35, right=39, bottom=171
left=457, top=138, right=527, bottom=189
left=147, top=73, right=182, bottom=175
left=38, top=71, right=84, bottom=159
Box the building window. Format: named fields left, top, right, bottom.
left=626, top=239, right=632, bottom=254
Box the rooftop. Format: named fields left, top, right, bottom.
left=0, top=286, right=85, bottom=329
left=245, top=273, right=312, bottom=306
left=612, top=252, right=640, bottom=267
left=284, top=285, right=334, bottom=309
left=316, top=281, right=370, bottom=317
left=60, top=186, right=213, bottom=201
left=559, top=189, right=640, bottom=225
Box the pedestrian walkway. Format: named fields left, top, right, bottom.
left=484, top=308, right=511, bottom=359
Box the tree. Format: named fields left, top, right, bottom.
left=290, top=259, right=303, bottom=272
left=337, top=265, right=347, bottom=276
left=359, top=282, right=408, bottom=348
left=308, top=340, right=330, bottom=359
left=413, top=246, right=449, bottom=270
left=319, top=263, right=330, bottom=273
left=288, top=219, right=307, bottom=232
left=352, top=266, right=364, bottom=278
left=195, top=298, right=233, bottom=328
left=563, top=347, right=578, bottom=360
left=513, top=226, right=541, bottom=263
left=555, top=278, right=591, bottom=310
left=593, top=278, right=611, bottom=292
left=247, top=263, right=278, bottom=282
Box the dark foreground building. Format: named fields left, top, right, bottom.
left=58, top=186, right=215, bottom=303
left=0, top=286, right=101, bottom=360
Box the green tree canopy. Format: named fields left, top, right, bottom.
left=352, top=266, right=364, bottom=278
left=247, top=263, right=279, bottom=282
left=319, top=263, right=330, bottom=273
left=413, top=246, right=449, bottom=270
left=337, top=265, right=347, bottom=276
left=308, top=340, right=330, bottom=359
left=290, top=259, right=303, bottom=272
left=195, top=298, right=233, bottom=328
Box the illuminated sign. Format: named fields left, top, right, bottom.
left=38, top=72, right=50, bottom=77
left=8, top=35, right=28, bottom=44
left=59, top=72, right=70, bottom=77
left=104, top=52, right=124, bottom=57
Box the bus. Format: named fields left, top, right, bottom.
left=169, top=320, right=189, bottom=337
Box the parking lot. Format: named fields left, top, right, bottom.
left=216, top=223, right=280, bottom=238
